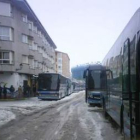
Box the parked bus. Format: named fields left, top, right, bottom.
left=102, top=8, right=140, bottom=139
left=38, top=73, right=68, bottom=100
left=71, top=82, right=75, bottom=93
left=83, top=64, right=107, bottom=106
left=66, top=78, right=72, bottom=96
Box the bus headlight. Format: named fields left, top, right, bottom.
left=94, top=96, right=101, bottom=99
left=89, top=94, right=93, bottom=98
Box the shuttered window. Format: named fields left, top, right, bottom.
left=0, top=2, right=11, bottom=16
left=22, top=55, right=28, bottom=64
left=0, top=26, right=13, bottom=41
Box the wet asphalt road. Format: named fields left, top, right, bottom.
left=0, top=91, right=123, bottom=140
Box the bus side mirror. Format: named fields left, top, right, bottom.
left=83, top=70, right=87, bottom=78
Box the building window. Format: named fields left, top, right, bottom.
left=22, top=14, right=27, bottom=23
left=10, top=5, right=13, bottom=17
left=37, top=46, right=42, bottom=53
left=33, top=26, right=37, bottom=33
left=22, top=34, right=34, bottom=50
left=43, top=64, right=46, bottom=72
left=0, top=51, right=13, bottom=64
left=37, top=46, right=41, bottom=53
left=0, top=2, right=11, bottom=17
left=28, top=20, right=33, bottom=30
left=0, top=26, right=13, bottom=41
left=39, top=62, right=42, bottom=69
left=22, top=55, right=28, bottom=64
left=43, top=36, right=45, bottom=43
left=34, top=60, right=38, bottom=68
left=58, top=66, right=61, bottom=69
left=28, top=37, right=33, bottom=49
left=40, top=47, right=44, bottom=54
left=38, top=31, right=41, bottom=37
left=57, top=53, right=62, bottom=58
left=33, top=43, right=37, bottom=50
left=29, top=58, right=34, bottom=69
left=22, top=34, right=28, bottom=43
left=58, top=59, right=62, bottom=64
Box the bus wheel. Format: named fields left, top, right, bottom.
left=103, top=98, right=107, bottom=117
left=120, top=104, right=124, bottom=134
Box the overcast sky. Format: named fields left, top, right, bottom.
left=27, top=0, right=140, bottom=68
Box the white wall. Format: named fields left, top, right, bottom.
left=18, top=74, right=28, bottom=88
left=0, top=72, right=28, bottom=90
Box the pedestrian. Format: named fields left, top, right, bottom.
left=18, top=85, right=23, bottom=98
left=9, top=85, right=15, bottom=98
left=26, top=84, right=30, bottom=97
left=0, top=85, right=2, bottom=99
left=32, top=84, right=36, bottom=96
left=3, top=85, right=7, bottom=99
left=23, top=85, right=27, bottom=97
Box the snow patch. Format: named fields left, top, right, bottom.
left=0, top=109, right=15, bottom=126
left=0, top=91, right=84, bottom=126
left=79, top=106, right=103, bottom=140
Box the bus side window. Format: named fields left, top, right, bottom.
left=58, top=78, right=60, bottom=88
left=106, top=70, right=113, bottom=86
left=83, top=70, right=88, bottom=78
left=106, top=70, right=113, bottom=79
left=130, top=35, right=136, bottom=92
left=100, top=71, right=107, bottom=89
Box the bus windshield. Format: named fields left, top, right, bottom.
left=38, top=74, right=59, bottom=91
left=88, top=70, right=106, bottom=90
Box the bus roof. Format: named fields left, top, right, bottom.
left=87, top=64, right=106, bottom=70
left=38, top=73, right=68, bottom=78
left=102, top=8, right=140, bottom=64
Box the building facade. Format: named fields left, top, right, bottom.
left=0, top=0, right=56, bottom=90
left=55, top=51, right=70, bottom=78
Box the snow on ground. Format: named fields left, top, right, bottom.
left=79, top=106, right=103, bottom=140
left=0, top=91, right=84, bottom=127
left=0, top=110, right=16, bottom=126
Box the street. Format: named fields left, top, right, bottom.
left=0, top=91, right=123, bottom=140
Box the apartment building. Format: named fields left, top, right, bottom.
left=55, top=51, right=70, bottom=78
left=0, top=0, right=56, bottom=89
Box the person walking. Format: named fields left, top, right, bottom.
left=32, top=84, right=36, bottom=97
left=18, top=85, right=23, bottom=98
left=3, top=85, right=7, bottom=99
left=23, top=85, right=27, bottom=97
left=9, top=85, right=15, bottom=98
left=26, top=84, right=30, bottom=97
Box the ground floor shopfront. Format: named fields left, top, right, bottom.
left=0, top=72, right=38, bottom=97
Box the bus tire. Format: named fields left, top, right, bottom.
left=120, top=104, right=124, bottom=134
left=103, top=98, right=107, bottom=117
